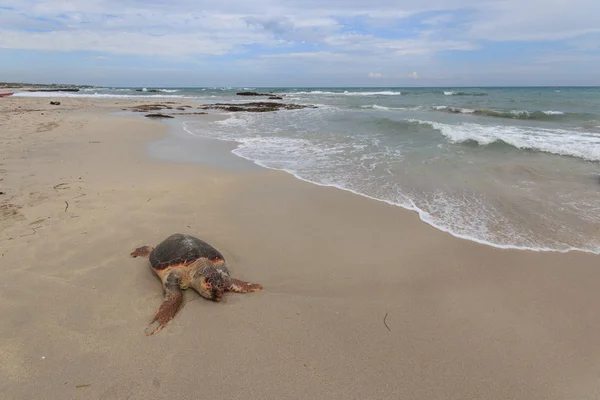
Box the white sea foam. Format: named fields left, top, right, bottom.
left=543, top=110, right=565, bottom=115
left=361, top=104, right=390, bottom=110
left=444, top=91, right=454, bottom=95
left=409, top=119, right=600, bottom=161
left=435, top=106, right=475, bottom=113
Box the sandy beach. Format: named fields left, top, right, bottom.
left=2, top=95, right=600, bottom=400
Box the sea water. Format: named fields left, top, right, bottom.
left=17, top=87, right=600, bottom=253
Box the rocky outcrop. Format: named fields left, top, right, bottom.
left=200, top=102, right=315, bottom=113
left=28, top=88, right=79, bottom=92
left=145, top=113, right=174, bottom=119
left=49, top=101, right=61, bottom=105
left=236, top=91, right=280, bottom=97
left=268, top=96, right=283, bottom=100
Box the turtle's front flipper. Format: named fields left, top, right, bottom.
left=146, top=272, right=183, bottom=336
left=226, top=278, right=263, bottom=293
left=131, top=245, right=154, bottom=258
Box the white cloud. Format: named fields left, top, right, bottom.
left=368, top=72, right=383, bottom=78
left=466, top=0, right=600, bottom=41
left=1, top=0, right=598, bottom=57
left=0, top=0, right=599, bottom=85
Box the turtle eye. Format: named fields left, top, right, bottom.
left=204, top=280, right=212, bottom=289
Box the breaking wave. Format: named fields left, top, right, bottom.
left=409, top=119, right=600, bottom=161
left=443, top=91, right=488, bottom=96
left=431, top=106, right=581, bottom=120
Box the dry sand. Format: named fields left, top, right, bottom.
left=1, top=96, right=600, bottom=400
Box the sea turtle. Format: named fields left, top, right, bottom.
left=131, top=233, right=263, bottom=335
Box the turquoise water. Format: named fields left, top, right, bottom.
left=16, top=87, right=600, bottom=253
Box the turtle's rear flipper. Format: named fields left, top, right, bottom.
left=146, top=274, right=183, bottom=336
left=131, top=245, right=154, bottom=258
left=226, top=278, right=264, bottom=293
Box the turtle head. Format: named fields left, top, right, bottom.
left=197, top=266, right=226, bottom=302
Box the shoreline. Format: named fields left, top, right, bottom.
left=160, top=112, right=600, bottom=255
left=2, top=96, right=600, bottom=399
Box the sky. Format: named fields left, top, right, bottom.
left=0, top=0, right=599, bottom=87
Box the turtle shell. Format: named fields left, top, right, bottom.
left=149, top=233, right=225, bottom=270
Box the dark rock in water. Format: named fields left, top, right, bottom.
left=50, top=101, right=61, bottom=105
left=145, top=113, right=174, bottom=119
left=268, top=96, right=283, bottom=100
left=136, top=89, right=160, bottom=92
left=236, top=91, right=277, bottom=96
left=173, top=112, right=208, bottom=115
left=200, top=102, right=316, bottom=113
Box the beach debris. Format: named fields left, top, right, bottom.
left=0, top=191, right=5, bottom=195
left=41, top=356, right=45, bottom=360
left=49, top=101, right=61, bottom=105
left=130, top=233, right=263, bottom=335
left=200, top=102, right=316, bottom=113
left=145, top=113, right=174, bottom=119
left=76, top=384, right=91, bottom=388
left=53, top=183, right=69, bottom=190
left=89, top=141, right=101, bottom=144
left=64, top=201, right=69, bottom=212
left=383, top=312, right=391, bottom=332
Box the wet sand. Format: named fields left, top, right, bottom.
left=1, top=96, right=600, bottom=400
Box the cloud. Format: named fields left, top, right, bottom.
left=368, top=72, right=383, bottom=78
left=1, top=1, right=599, bottom=85
left=2, top=1, right=597, bottom=56
left=244, top=16, right=295, bottom=36
left=466, top=0, right=600, bottom=41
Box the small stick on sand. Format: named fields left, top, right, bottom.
left=383, top=312, right=391, bottom=332
left=64, top=201, right=69, bottom=212
left=20, top=228, right=36, bottom=237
